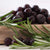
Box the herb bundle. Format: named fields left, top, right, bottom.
left=0, top=11, right=50, bottom=49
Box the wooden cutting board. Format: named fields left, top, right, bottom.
left=0, top=24, right=50, bottom=44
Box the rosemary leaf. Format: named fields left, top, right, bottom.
left=16, top=25, right=26, bottom=30
left=42, top=25, right=50, bottom=35
left=20, top=30, right=33, bottom=38
left=15, top=20, right=26, bottom=25
left=0, top=10, right=13, bottom=20
left=13, top=36, right=26, bottom=45
left=3, top=14, right=13, bottom=22
left=42, top=25, right=50, bottom=32
left=34, top=25, right=50, bottom=38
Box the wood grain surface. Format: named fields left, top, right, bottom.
left=0, top=24, right=50, bottom=44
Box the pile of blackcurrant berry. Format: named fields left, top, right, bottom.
left=10, top=4, right=50, bottom=24
left=4, top=37, right=34, bottom=46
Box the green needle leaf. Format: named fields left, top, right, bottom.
left=42, top=25, right=50, bottom=32
left=3, top=14, right=13, bottom=22
left=42, top=25, right=50, bottom=35
left=34, top=25, right=49, bottom=38
left=10, top=27, right=19, bottom=36
left=13, top=36, right=26, bottom=45
left=20, top=30, right=33, bottom=38
left=16, top=25, right=26, bottom=30
left=0, top=10, right=14, bottom=20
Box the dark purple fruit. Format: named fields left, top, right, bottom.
left=24, top=8, right=32, bottom=13
left=17, top=7, right=24, bottom=11
left=24, top=4, right=31, bottom=9
left=28, top=16, right=35, bottom=24
left=4, top=38, right=12, bottom=46
left=12, top=15, right=20, bottom=20
left=12, top=40, right=17, bottom=44
left=23, top=38, right=34, bottom=45
left=22, top=12, right=27, bottom=20
left=47, top=16, right=50, bottom=24
left=12, top=15, right=22, bottom=23
left=36, top=14, right=46, bottom=24
left=40, top=9, right=48, bottom=17
left=18, top=37, right=24, bottom=42
left=31, top=11, right=37, bottom=17
left=32, top=5, right=40, bottom=14
left=16, top=11, right=24, bottom=18
left=24, top=8, right=32, bottom=17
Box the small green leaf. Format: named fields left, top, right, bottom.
left=0, top=10, right=13, bottom=20
left=13, top=36, right=26, bottom=45
left=20, top=30, right=33, bottom=38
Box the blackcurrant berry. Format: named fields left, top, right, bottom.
left=36, top=14, right=46, bottom=24
left=24, top=8, right=32, bottom=17
left=12, top=15, right=22, bottom=23
left=28, top=16, right=35, bottom=24
left=17, top=7, right=24, bottom=12
left=24, top=4, right=31, bottom=9
left=40, top=9, right=48, bottom=17
left=12, top=40, right=17, bottom=44
left=16, top=11, right=24, bottom=18
left=4, top=38, right=12, bottom=46
left=47, top=16, right=50, bottom=24
left=32, top=5, right=40, bottom=14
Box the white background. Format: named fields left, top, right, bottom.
left=0, top=0, right=50, bottom=50
left=0, top=0, right=50, bottom=16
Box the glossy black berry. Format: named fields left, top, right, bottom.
left=12, top=40, right=17, bottom=44
left=36, top=14, right=46, bottom=24
left=28, top=16, right=35, bottom=24
left=17, top=7, right=24, bottom=12
left=31, top=11, right=37, bottom=17
left=47, top=16, right=50, bottom=24
left=32, top=5, right=40, bottom=14
left=12, top=15, right=20, bottom=20
left=16, top=11, right=24, bottom=18
left=24, top=4, right=31, bottom=9
left=12, top=15, right=22, bottom=23
left=23, top=38, right=34, bottom=45
left=24, top=8, right=32, bottom=17
left=40, top=9, right=48, bottom=17
left=23, top=12, right=28, bottom=20
left=24, top=8, right=32, bottom=13
left=4, top=38, right=12, bottom=46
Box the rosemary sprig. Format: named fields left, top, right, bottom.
left=27, top=18, right=36, bottom=35
left=0, top=10, right=13, bottom=20
left=3, top=14, right=13, bottom=22
left=7, top=18, right=22, bottom=23
left=42, top=25, right=50, bottom=35
left=0, top=14, right=13, bottom=23
left=34, top=25, right=49, bottom=37
left=34, top=25, right=50, bottom=41
left=22, top=19, right=35, bottom=37
left=16, top=25, right=26, bottom=30
left=42, top=25, right=50, bottom=32
left=14, top=20, right=26, bottom=25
